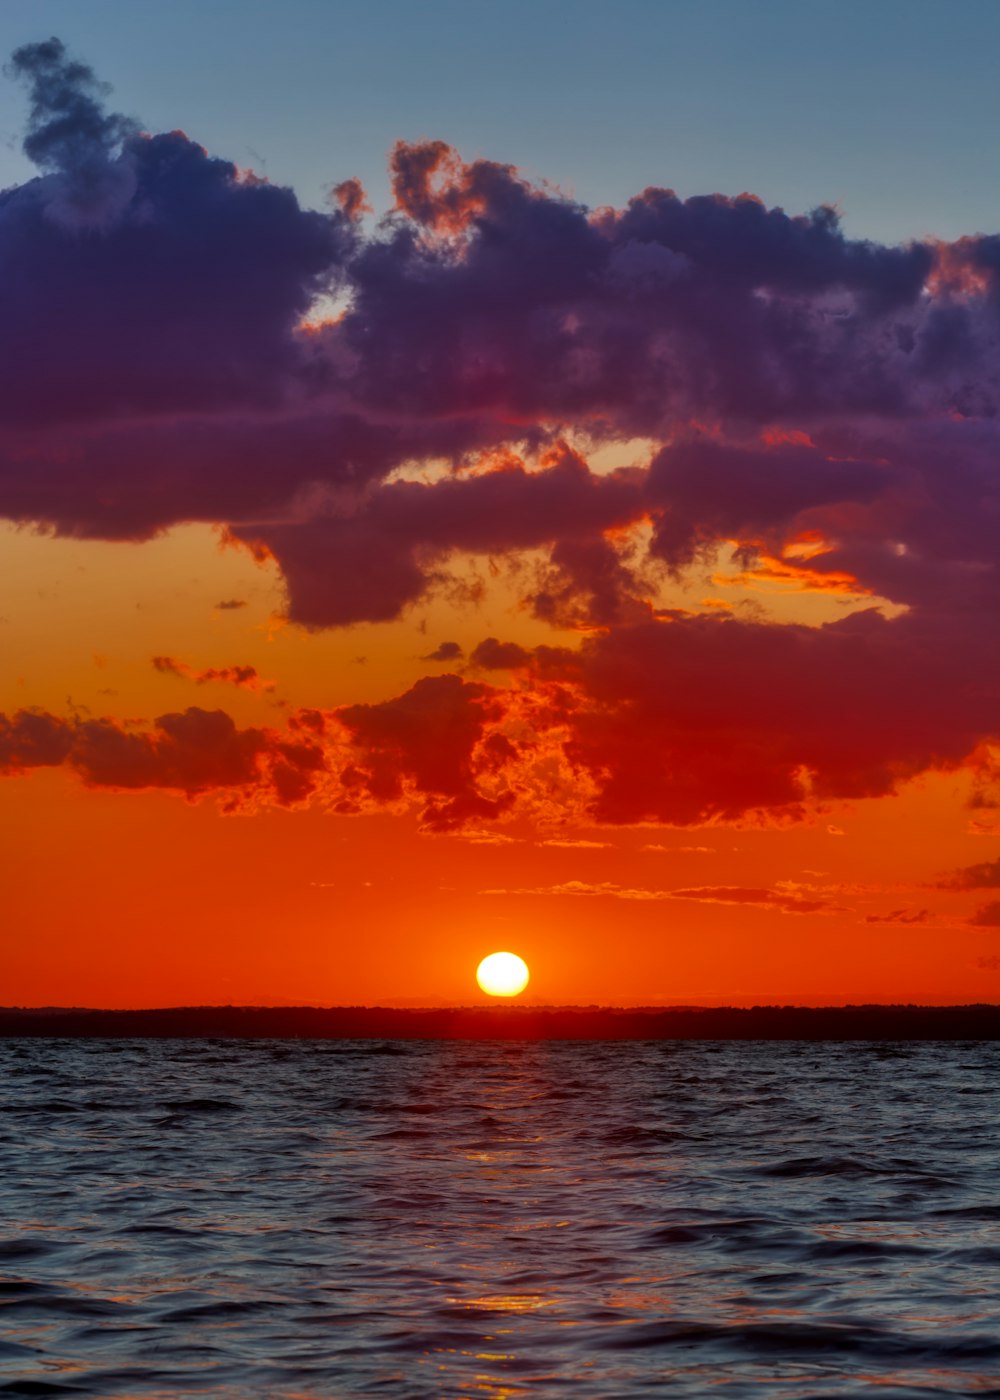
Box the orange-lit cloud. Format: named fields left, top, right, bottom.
left=0, top=705, right=325, bottom=807
left=480, top=879, right=842, bottom=914
left=969, top=901, right=1000, bottom=928
left=4, top=38, right=1000, bottom=1007
left=716, top=551, right=871, bottom=597
left=937, top=855, right=1000, bottom=890
left=151, top=655, right=275, bottom=692
left=864, top=908, right=929, bottom=925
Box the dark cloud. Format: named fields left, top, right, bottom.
left=2, top=45, right=1000, bottom=837
left=529, top=535, right=650, bottom=628
left=73, top=708, right=268, bottom=794
left=969, top=901, right=1000, bottom=929
left=3, top=581, right=1000, bottom=838
left=864, top=908, right=929, bottom=925
left=0, top=705, right=324, bottom=805
left=3, top=50, right=998, bottom=588
left=0, top=707, right=75, bottom=771
left=239, top=514, right=429, bottom=629
left=129, top=604, right=1000, bottom=834
left=646, top=438, right=892, bottom=571
left=0, top=413, right=458, bottom=541
left=668, top=885, right=839, bottom=915
left=9, top=36, right=138, bottom=226
left=422, top=640, right=463, bottom=662
left=937, top=855, right=1000, bottom=890
left=469, top=637, right=532, bottom=670
left=151, top=655, right=185, bottom=678
left=201, top=666, right=269, bottom=692
left=1, top=40, right=349, bottom=430
left=527, top=608, right=1000, bottom=825
left=336, top=141, right=968, bottom=436
left=233, top=446, right=643, bottom=626
left=215, top=598, right=247, bottom=611
left=151, top=656, right=271, bottom=691
left=336, top=675, right=505, bottom=828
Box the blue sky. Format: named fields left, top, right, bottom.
left=0, top=0, right=997, bottom=245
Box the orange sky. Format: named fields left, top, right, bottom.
left=3, top=520, right=998, bottom=1009
left=2, top=45, right=1000, bottom=1008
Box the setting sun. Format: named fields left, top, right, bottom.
left=476, top=952, right=530, bottom=998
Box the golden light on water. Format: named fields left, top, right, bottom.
left=476, top=951, right=530, bottom=998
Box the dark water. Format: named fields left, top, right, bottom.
left=0, top=1040, right=997, bottom=1398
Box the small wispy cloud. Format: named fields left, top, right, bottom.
left=458, top=828, right=523, bottom=845
left=642, top=843, right=716, bottom=853
left=152, top=655, right=274, bottom=692
left=480, top=880, right=843, bottom=913
left=864, top=907, right=929, bottom=925
left=538, top=838, right=612, bottom=849
left=422, top=640, right=463, bottom=663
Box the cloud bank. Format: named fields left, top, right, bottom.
left=3, top=40, right=1000, bottom=836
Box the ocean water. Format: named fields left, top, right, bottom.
left=0, top=1039, right=997, bottom=1399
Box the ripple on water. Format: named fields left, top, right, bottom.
left=0, top=1039, right=998, bottom=1397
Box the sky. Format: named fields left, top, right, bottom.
left=2, top=1, right=1000, bottom=1008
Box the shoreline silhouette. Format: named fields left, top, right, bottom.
left=1, top=1004, right=998, bottom=1039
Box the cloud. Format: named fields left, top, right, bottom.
left=335, top=674, right=513, bottom=831
left=479, top=879, right=838, bottom=913
left=232, top=444, right=643, bottom=627
left=423, top=640, right=463, bottom=662
left=0, top=704, right=325, bottom=806
left=0, top=708, right=74, bottom=770
left=215, top=598, right=247, bottom=611
left=481, top=880, right=670, bottom=901
left=151, top=655, right=186, bottom=678
left=0, top=55, right=991, bottom=550
left=0, top=689, right=508, bottom=817
left=5, top=589, right=999, bottom=837
left=469, top=637, right=533, bottom=671
left=9, top=36, right=139, bottom=227
left=0, top=39, right=349, bottom=435
left=526, top=609, right=1000, bottom=825
left=151, top=656, right=273, bottom=691
left=646, top=439, right=891, bottom=572
left=667, top=885, right=840, bottom=914
left=2, top=44, right=1000, bottom=839
left=644, top=844, right=716, bottom=852
left=455, top=828, right=522, bottom=845
left=937, top=855, right=1000, bottom=890
left=346, top=142, right=939, bottom=433
left=332, top=176, right=371, bottom=222
left=969, top=901, right=1000, bottom=929
left=538, top=838, right=612, bottom=849
left=864, top=908, right=929, bottom=924
left=528, top=533, right=652, bottom=628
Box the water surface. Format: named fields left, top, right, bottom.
left=0, top=1039, right=997, bottom=1397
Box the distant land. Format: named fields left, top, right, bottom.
left=1, top=1005, right=999, bottom=1039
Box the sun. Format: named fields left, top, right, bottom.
left=476, top=951, right=530, bottom=998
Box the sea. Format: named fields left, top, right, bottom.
left=0, top=1038, right=997, bottom=1398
